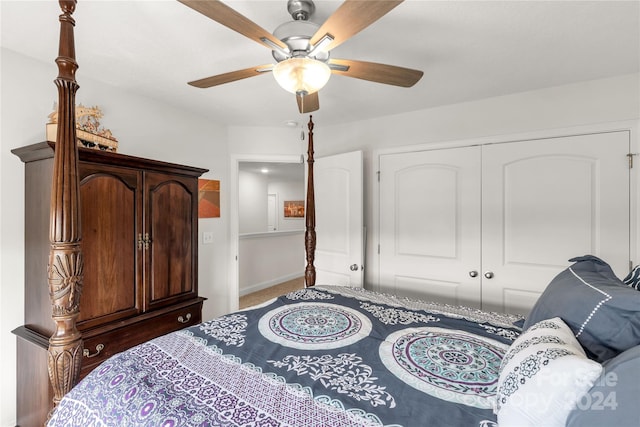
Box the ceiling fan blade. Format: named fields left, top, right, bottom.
left=310, top=0, right=403, bottom=52
left=178, top=0, right=288, bottom=52
left=297, top=91, right=319, bottom=113
left=188, top=64, right=273, bottom=88
left=329, top=58, right=423, bottom=87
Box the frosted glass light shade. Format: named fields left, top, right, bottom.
left=272, top=57, right=331, bottom=95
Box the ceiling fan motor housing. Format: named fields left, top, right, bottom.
left=272, top=0, right=329, bottom=63
left=287, top=0, right=315, bottom=21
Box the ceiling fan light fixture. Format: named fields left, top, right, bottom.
left=273, top=57, right=331, bottom=95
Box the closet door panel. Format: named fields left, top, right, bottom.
left=502, top=156, right=593, bottom=265
left=481, top=132, right=630, bottom=314
left=379, top=146, right=481, bottom=307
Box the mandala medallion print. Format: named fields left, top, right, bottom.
left=379, top=327, right=508, bottom=409
left=258, top=302, right=372, bottom=349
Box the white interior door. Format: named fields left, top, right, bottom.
left=379, top=146, right=482, bottom=307
left=267, top=193, right=277, bottom=231
left=314, top=151, right=364, bottom=286
left=481, top=131, right=630, bottom=314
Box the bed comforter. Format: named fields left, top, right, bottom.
left=48, top=286, right=523, bottom=427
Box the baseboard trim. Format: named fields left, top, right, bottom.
left=239, top=273, right=304, bottom=296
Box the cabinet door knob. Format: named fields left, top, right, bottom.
left=350, top=264, right=359, bottom=271
left=144, top=232, right=152, bottom=250
left=138, top=233, right=152, bottom=250
left=469, top=270, right=478, bottom=278
left=178, top=313, right=192, bottom=324
left=484, top=271, right=494, bottom=279
left=83, top=343, right=104, bottom=358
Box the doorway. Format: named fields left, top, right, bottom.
left=229, top=155, right=305, bottom=311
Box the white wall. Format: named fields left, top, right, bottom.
left=238, top=168, right=305, bottom=233
left=315, top=74, right=640, bottom=155
left=0, top=48, right=230, bottom=426
left=228, top=125, right=307, bottom=156
left=239, top=231, right=305, bottom=295
left=239, top=170, right=268, bottom=234
left=238, top=171, right=306, bottom=235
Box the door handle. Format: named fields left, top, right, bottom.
left=350, top=264, right=359, bottom=271
left=469, top=270, right=478, bottom=278
left=484, top=271, right=494, bottom=279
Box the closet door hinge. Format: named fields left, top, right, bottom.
left=378, top=244, right=380, bottom=254
left=627, top=153, right=638, bottom=168
left=377, top=171, right=381, bottom=182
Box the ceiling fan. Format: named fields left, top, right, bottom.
left=179, top=0, right=424, bottom=113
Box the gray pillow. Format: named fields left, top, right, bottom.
left=523, top=255, right=640, bottom=362
left=566, top=344, right=640, bottom=427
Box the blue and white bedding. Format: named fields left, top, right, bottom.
left=48, top=286, right=524, bottom=427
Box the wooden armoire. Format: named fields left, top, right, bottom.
left=12, top=142, right=208, bottom=427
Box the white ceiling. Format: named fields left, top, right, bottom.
left=240, top=160, right=304, bottom=181
left=1, top=0, right=638, bottom=128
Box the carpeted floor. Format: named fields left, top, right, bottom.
left=239, top=276, right=305, bottom=309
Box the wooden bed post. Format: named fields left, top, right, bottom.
left=304, top=116, right=316, bottom=287
left=47, top=0, right=84, bottom=412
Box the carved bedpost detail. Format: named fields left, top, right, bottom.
left=304, top=116, right=316, bottom=287
left=47, top=0, right=84, bottom=414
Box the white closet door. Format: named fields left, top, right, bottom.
left=379, top=146, right=482, bottom=307
left=481, top=131, right=630, bottom=314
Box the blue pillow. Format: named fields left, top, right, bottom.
left=523, top=255, right=640, bottom=362
left=623, top=264, right=640, bottom=290
left=566, top=345, right=640, bottom=427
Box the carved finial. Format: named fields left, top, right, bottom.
left=59, top=0, right=77, bottom=15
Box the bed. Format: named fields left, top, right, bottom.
left=42, top=1, right=639, bottom=426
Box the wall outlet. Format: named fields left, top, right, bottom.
left=202, top=231, right=214, bottom=244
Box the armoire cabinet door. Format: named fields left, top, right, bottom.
left=78, top=163, right=144, bottom=330
left=145, top=171, right=199, bottom=309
